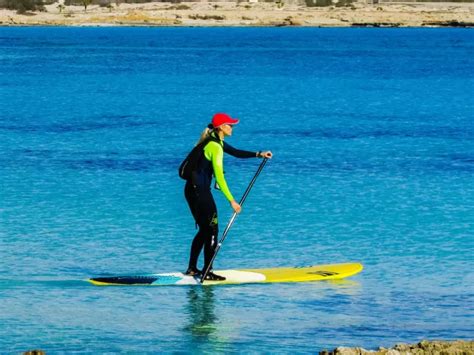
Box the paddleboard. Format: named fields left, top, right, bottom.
left=89, top=262, right=363, bottom=286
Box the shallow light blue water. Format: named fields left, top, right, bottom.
left=0, top=27, right=473, bottom=352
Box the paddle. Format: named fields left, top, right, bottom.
left=200, top=157, right=269, bottom=283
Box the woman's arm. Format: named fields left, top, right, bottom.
left=205, top=142, right=234, bottom=202
left=223, top=142, right=257, bottom=158
left=223, top=142, right=273, bottom=159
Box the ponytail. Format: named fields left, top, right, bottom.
left=196, top=123, right=214, bottom=145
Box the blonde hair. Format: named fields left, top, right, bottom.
left=197, top=126, right=213, bottom=145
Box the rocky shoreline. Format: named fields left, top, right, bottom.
left=21, top=340, right=474, bottom=354
left=320, top=340, right=474, bottom=355
left=1, top=1, right=473, bottom=27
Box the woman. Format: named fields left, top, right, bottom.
left=183, top=113, right=272, bottom=281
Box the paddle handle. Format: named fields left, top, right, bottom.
left=200, top=158, right=268, bottom=283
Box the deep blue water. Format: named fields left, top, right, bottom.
left=0, top=27, right=473, bottom=353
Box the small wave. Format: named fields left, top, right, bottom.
left=253, top=126, right=474, bottom=141
left=0, top=277, right=91, bottom=289
left=0, top=119, right=160, bottom=134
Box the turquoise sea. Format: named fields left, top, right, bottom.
left=0, top=27, right=473, bottom=352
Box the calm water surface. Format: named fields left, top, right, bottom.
left=0, top=27, right=473, bottom=352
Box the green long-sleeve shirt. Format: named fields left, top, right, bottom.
left=202, top=137, right=257, bottom=202
left=204, top=140, right=234, bottom=202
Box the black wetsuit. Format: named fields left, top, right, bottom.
left=185, top=135, right=256, bottom=272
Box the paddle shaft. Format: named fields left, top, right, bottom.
left=200, top=158, right=268, bottom=283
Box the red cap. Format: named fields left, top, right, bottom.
left=212, top=113, right=239, bottom=128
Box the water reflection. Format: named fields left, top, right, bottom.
left=326, top=279, right=362, bottom=294
left=184, top=287, right=217, bottom=339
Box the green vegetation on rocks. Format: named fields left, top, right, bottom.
left=3, top=0, right=46, bottom=13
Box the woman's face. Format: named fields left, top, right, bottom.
left=221, top=124, right=233, bottom=136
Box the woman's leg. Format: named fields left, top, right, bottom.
left=185, top=183, right=204, bottom=271
left=202, top=208, right=218, bottom=272
left=185, top=184, right=218, bottom=272
left=193, top=189, right=218, bottom=272
left=188, top=230, right=205, bottom=271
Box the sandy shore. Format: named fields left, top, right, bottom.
left=1, top=1, right=473, bottom=27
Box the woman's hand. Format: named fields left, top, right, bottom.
left=230, top=200, right=242, bottom=214
left=258, top=151, right=273, bottom=159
